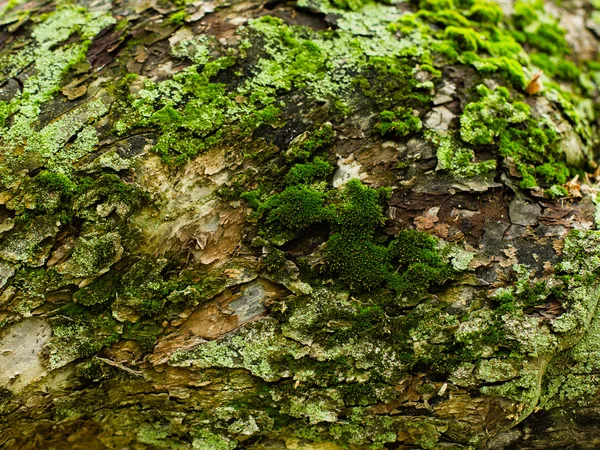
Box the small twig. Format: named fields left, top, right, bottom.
left=95, top=356, right=145, bottom=378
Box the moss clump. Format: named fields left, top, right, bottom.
left=326, top=234, right=390, bottom=290
left=457, top=84, right=570, bottom=189
left=168, top=10, right=187, bottom=25
left=262, top=248, right=287, bottom=273
left=511, top=0, right=569, bottom=56
left=536, top=163, right=570, bottom=185
left=546, top=184, right=568, bottom=198
left=468, top=1, right=503, bottom=24
left=430, top=131, right=497, bottom=178
left=388, top=229, right=455, bottom=297
left=249, top=186, right=330, bottom=245
left=284, top=157, right=334, bottom=186
left=355, top=56, right=431, bottom=112
left=35, top=170, right=77, bottom=196
left=530, top=53, right=581, bottom=83
left=374, top=108, right=423, bottom=137
left=460, top=85, right=529, bottom=145
left=498, top=117, right=561, bottom=189
left=325, top=180, right=389, bottom=290
left=285, top=123, right=335, bottom=162
left=444, top=26, right=480, bottom=52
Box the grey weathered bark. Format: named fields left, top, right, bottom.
left=0, top=0, right=600, bottom=448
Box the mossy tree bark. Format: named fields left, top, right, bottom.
left=0, top=0, right=600, bottom=448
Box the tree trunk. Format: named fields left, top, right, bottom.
left=0, top=0, right=599, bottom=448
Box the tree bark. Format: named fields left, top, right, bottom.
left=0, top=0, right=599, bottom=448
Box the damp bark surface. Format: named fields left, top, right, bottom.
left=0, top=0, right=600, bottom=448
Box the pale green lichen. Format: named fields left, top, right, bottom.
left=0, top=5, right=114, bottom=188
left=171, top=34, right=212, bottom=65
left=192, top=430, right=237, bottom=450
left=170, top=318, right=308, bottom=382
left=56, top=232, right=123, bottom=279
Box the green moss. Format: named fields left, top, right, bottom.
left=285, top=123, right=335, bottom=162
left=430, top=131, right=497, bottom=178
left=73, top=273, right=119, bottom=306
left=498, top=118, right=560, bottom=188
left=546, top=185, right=568, bottom=198
left=326, top=234, right=390, bottom=290
left=77, top=174, right=149, bottom=216
left=324, top=180, right=390, bottom=290
left=388, top=229, right=455, bottom=297
left=536, top=163, right=570, bottom=185
left=262, top=248, right=287, bottom=273
left=481, top=371, right=541, bottom=420
left=454, top=83, right=573, bottom=188
left=444, top=26, right=480, bottom=51
left=512, top=0, right=569, bottom=56
left=114, top=256, right=167, bottom=316
left=401, top=0, right=535, bottom=88
left=460, top=85, right=529, bottom=145
left=374, top=108, right=423, bottom=137
left=0, top=5, right=114, bottom=185
left=328, top=410, right=397, bottom=447
left=468, top=1, right=502, bottom=24
left=35, top=171, right=77, bottom=196
left=57, top=232, right=122, bottom=279
left=254, top=185, right=331, bottom=244
left=168, top=10, right=187, bottom=25
left=192, top=430, right=236, bottom=450
left=355, top=56, right=430, bottom=112
left=530, top=53, right=581, bottom=82
left=75, top=358, right=116, bottom=382
left=137, top=424, right=188, bottom=449
left=47, top=304, right=121, bottom=369
left=284, top=157, right=334, bottom=186
left=401, top=419, right=447, bottom=449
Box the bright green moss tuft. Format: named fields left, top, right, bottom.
left=460, top=85, right=529, bottom=146
left=498, top=118, right=560, bottom=188
left=374, top=108, right=423, bottom=137
left=262, top=248, right=287, bottom=272
left=246, top=168, right=458, bottom=294
left=263, top=186, right=329, bottom=231
left=169, top=10, right=187, bottom=25
left=535, top=162, right=570, bottom=185
left=331, top=178, right=387, bottom=237
left=324, top=180, right=390, bottom=291
left=431, top=131, right=497, bottom=178
left=284, top=157, right=334, bottom=186
left=251, top=186, right=330, bottom=244
left=546, top=185, right=568, bottom=198
left=456, top=83, right=574, bottom=188
left=468, top=1, right=503, bottom=24
left=35, top=171, right=77, bottom=196
left=444, top=26, right=480, bottom=51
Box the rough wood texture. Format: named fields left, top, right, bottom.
left=0, top=0, right=599, bottom=448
